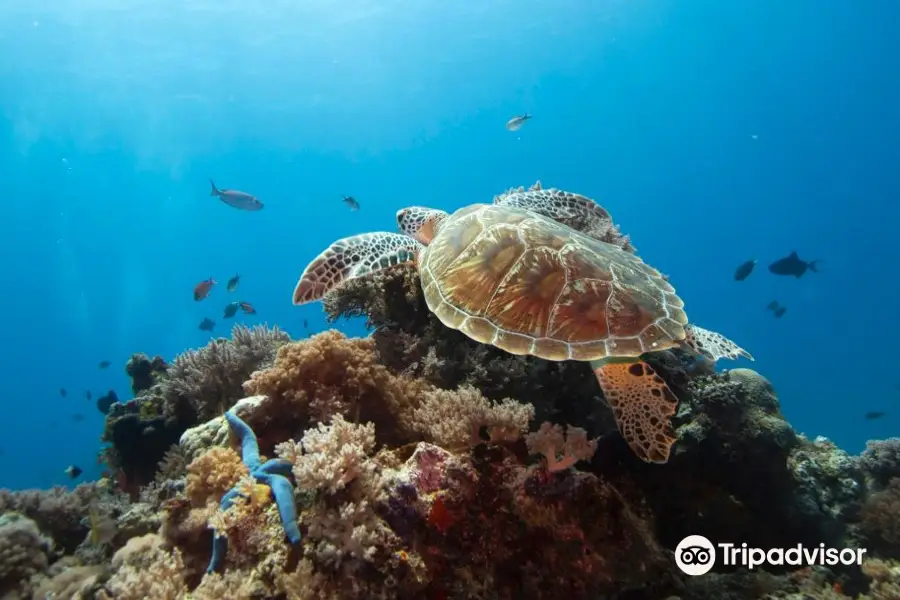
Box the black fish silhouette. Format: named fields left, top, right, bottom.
left=769, top=251, right=820, bottom=278
left=734, top=260, right=756, bottom=281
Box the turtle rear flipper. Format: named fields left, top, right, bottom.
left=494, top=188, right=633, bottom=250
left=592, top=360, right=678, bottom=464
left=293, top=232, right=422, bottom=305
left=683, top=324, right=753, bottom=362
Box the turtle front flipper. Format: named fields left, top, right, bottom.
left=591, top=360, right=678, bottom=463
left=683, top=324, right=753, bottom=362
left=293, top=232, right=422, bottom=305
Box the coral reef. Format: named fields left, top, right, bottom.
left=102, top=324, right=290, bottom=492
left=4, top=253, right=900, bottom=599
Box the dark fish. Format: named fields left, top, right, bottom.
left=64, top=465, right=83, bottom=479
left=769, top=251, right=820, bottom=278
left=226, top=274, right=240, bottom=292
left=59, top=388, right=67, bottom=398
left=194, top=277, right=216, bottom=301
left=98, top=360, right=112, bottom=369
left=199, top=317, right=215, bottom=331
left=773, top=306, right=787, bottom=318
left=766, top=300, right=780, bottom=311
left=96, top=390, right=119, bottom=415
left=238, top=301, right=256, bottom=315
left=734, top=260, right=757, bottom=281
left=865, top=411, right=887, bottom=421
left=223, top=302, right=240, bottom=318
left=303, top=319, right=308, bottom=329
left=72, top=413, right=85, bottom=422
left=85, top=390, right=92, bottom=401
left=209, top=180, right=263, bottom=211
left=506, top=114, right=532, bottom=131
left=343, top=196, right=360, bottom=211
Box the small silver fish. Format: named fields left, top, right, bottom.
left=210, top=180, right=263, bottom=211
left=506, top=114, right=532, bottom=131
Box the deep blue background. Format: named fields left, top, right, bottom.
left=1, top=1, right=897, bottom=489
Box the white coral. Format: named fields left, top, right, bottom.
left=276, top=414, right=376, bottom=494
left=409, top=385, right=534, bottom=447
left=525, top=422, right=598, bottom=472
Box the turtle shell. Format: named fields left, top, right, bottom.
left=419, top=204, right=689, bottom=361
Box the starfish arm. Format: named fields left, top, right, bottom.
left=257, top=458, right=293, bottom=477
left=256, top=472, right=302, bottom=544
left=206, top=533, right=228, bottom=573
left=219, top=486, right=245, bottom=511
left=225, top=410, right=261, bottom=470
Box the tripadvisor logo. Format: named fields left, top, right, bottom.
left=675, top=535, right=867, bottom=576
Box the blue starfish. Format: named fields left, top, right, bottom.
left=206, top=410, right=302, bottom=573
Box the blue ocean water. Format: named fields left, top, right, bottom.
left=1, top=0, right=897, bottom=490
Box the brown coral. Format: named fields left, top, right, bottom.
left=185, top=447, right=248, bottom=509
left=243, top=330, right=431, bottom=447
left=860, top=477, right=900, bottom=554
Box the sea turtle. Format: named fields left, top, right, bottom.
left=292, top=191, right=751, bottom=463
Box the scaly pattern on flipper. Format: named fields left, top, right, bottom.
left=293, top=232, right=423, bottom=305
left=493, top=184, right=634, bottom=252
left=683, top=324, right=753, bottom=362
left=592, top=360, right=678, bottom=463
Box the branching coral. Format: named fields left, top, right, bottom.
left=162, top=324, right=290, bottom=422
left=408, top=384, right=534, bottom=448
left=186, top=446, right=248, bottom=509
left=277, top=416, right=400, bottom=568
left=277, top=414, right=377, bottom=495
left=243, top=330, right=431, bottom=447
left=525, top=422, right=598, bottom=472
left=859, top=477, right=900, bottom=555
left=860, top=558, right=900, bottom=600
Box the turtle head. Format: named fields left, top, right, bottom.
left=396, top=206, right=449, bottom=245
